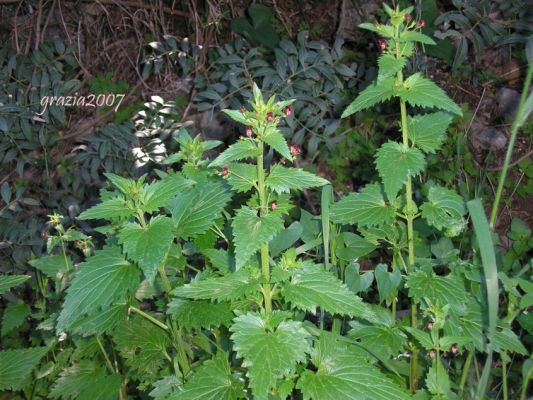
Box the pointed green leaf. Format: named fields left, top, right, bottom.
left=282, top=263, right=376, bottom=321
left=57, top=246, right=140, bottom=332
left=266, top=164, right=328, bottom=194
left=375, top=141, right=426, bottom=199
left=170, top=352, right=245, bottom=400
left=1, top=303, right=30, bottom=336
left=222, top=109, right=253, bottom=125
left=210, top=140, right=260, bottom=167
left=406, top=270, right=467, bottom=314
left=358, top=23, right=395, bottom=38
left=118, top=215, right=173, bottom=282
left=330, top=184, right=396, bottom=227
left=493, top=327, right=528, bottom=355
left=50, top=361, right=121, bottom=400
left=400, top=31, right=436, bottom=45
left=398, top=73, right=462, bottom=115
left=0, top=275, right=30, bottom=295
left=425, top=358, right=450, bottom=396
left=29, top=254, right=71, bottom=279
left=172, top=268, right=260, bottom=301
left=112, top=317, right=170, bottom=380
left=169, top=181, right=232, bottom=239
left=0, top=347, right=48, bottom=391
left=336, top=232, right=377, bottom=261
left=348, top=321, right=407, bottom=356
left=297, top=335, right=411, bottom=400
left=230, top=312, right=312, bottom=400
left=70, top=304, right=128, bottom=337
left=403, top=327, right=434, bottom=350
left=341, top=76, right=395, bottom=118
left=232, top=206, right=284, bottom=269
left=421, top=186, right=466, bottom=236
left=103, top=173, right=135, bottom=194
left=78, top=197, right=135, bottom=220
left=141, top=174, right=191, bottom=213
left=263, top=129, right=292, bottom=160
left=375, top=264, right=402, bottom=303
left=377, top=54, right=405, bottom=80
left=407, top=112, right=453, bottom=153
left=167, top=299, right=234, bottom=330
left=227, top=163, right=257, bottom=193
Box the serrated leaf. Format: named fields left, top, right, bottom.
left=70, top=304, right=128, bottom=337
left=398, top=73, right=462, bottom=115
left=0, top=275, right=30, bottom=294
left=222, top=109, right=252, bottom=125
left=0, top=347, right=48, bottom=390
left=375, top=141, right=426, bottom=199
left=425, top=358, right=451, bottom=397
left=29, top=254, right=71, bottom=279
left=167, top=299, right=234, bottom=330
left=348, top=321, right=406, bottom=356
left=407, top=112, right=453, bottom=153
left=141, top=174, right=191, bottom=213
left=169, top=181, right=232, bottom=239
left=210, top=139, right=260, bottom=167
left=341, top=76, right=395, bottom=118
left=113, top=317, right=170, bottom=380
left=493, top=327, right=528, bottom=355
left=2, top=303, right=30, bottom=336
left=232, top=206, right=284, bottom=269
left=230, top=312, right=311, bottom=400
left=173, top=268, right=259, bottom=301
left=103, top=173, right=135, bottom=194
left=421, top=186, right=466, bottom=236
left=266, top=164, right=328, bottom=194
left=78, top=197, right=135, bottom=220
left=169, top=352, right=245, bottom=400
left=227, top=163, right=257, bottom=192
left=263, top=129, right=292, bottom=160
left=403, top=327, right=434, bottom=350
left=330, top=184, right=396, bottom=227
left=400, top=31, right=436, bottom=45
left=50, top=361, right=120, bottom=400
left=297, top=335, right=411, bottom=400
left=56, top=246, right=140, bottom=333
left=118, top=215, right=174, bottom=282
left=377, top=54, right=405, bottom=80
left=406, top=270, right=467, bottom=314
left=282, top=263, right=376, bottom=321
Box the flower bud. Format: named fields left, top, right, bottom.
left=240, top=106, right=246, bottom=113
left=290, top=143, right=301, bottom=157
left=429, top=350, right=436, bottom=359
left=417, top=19, right=425, bottom=29
left=451, top=344, right=458, bottom=354
left=284, top=106, right=292, bottom=117
left=222, top=167, right=229, bottom=177
left=427, top=321, right=433, bottom=330
left=271, top=200, right=278, bottom=211
left=267, top=112, right=274, bottom=122
left=245, top=125, right=253, bottom=137
left=405, top=13, right=412, bottom=22
left=378, top=39, right=387, bottom=52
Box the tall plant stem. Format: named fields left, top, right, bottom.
left=459, top=351, right=473, bottom=395
left=257, top=141, right=272, bottom=314
left=490, top=62, right=533, bottom=227
left=398, top=69, right=418, bottom=392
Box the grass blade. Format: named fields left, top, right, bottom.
left=467, top=198, right=499, bottom=398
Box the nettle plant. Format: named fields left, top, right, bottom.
left=329, top=4, right=528, bottom=399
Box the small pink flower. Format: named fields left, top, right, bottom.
left=266, top=112, right=274, bottom=122
left=271, top=200, right=278, bottom=211
left=378, top=39, right=387, bottom=52
left=284, top=106, right=292, bottom=117
left=451, top=344, right=458, bottom=355
left=290, top=143, right=301, bottom=157
left=418, top=19, right=425, bottom=29
left=245, top=126, right=253, bottom=137
left=222, top=167, right=229, bottom=177
left=405, top=14, right=412, bottom=22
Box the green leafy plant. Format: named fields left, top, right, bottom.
left=230, top=4, right=280, bottom=50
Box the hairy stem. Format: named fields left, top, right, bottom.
left=257, top=140, right=272, bottom=314
left=398, top=68, right=418, bottom=393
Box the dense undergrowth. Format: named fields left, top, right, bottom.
left=0, top=1, right=532, bottom=399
